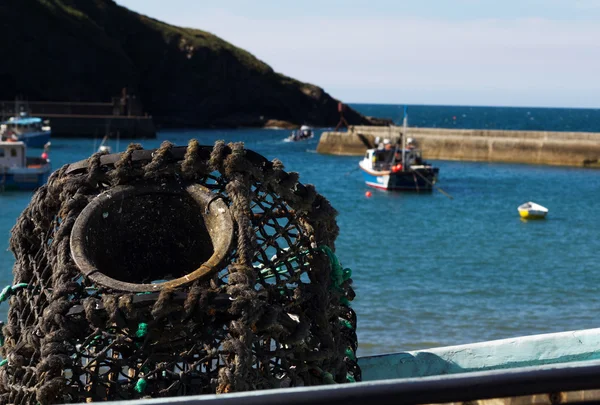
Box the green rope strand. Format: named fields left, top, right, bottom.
left=339, top=319, right=353, bottom=330
left=317, top=246, right=344, bottom=289
left=135, top=323, right=148, bottom=339
left=134, top=377, right=147, bottom=394
left=321, top=372, right=335, bottom=384
left=0, top=283, right=28, bottom=304
left=345, top=348, right=356, bottom=362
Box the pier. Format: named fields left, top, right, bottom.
left=0, top=98, right=156, bottom=139
left=317, top=126, right=600, bottom=168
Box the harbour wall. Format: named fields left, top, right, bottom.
left=317, top=126, right=600, bottom=167
left=43, top=114, right=156, bottom=139
left=1, top=99, right=156, bottom=139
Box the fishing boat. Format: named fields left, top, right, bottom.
left=285, top=125, right=314, bottom=142
left=518, top=202, right=548, bottom=219
left=0, top=140, right=51, bottom=191
left=358, top=113, right=439, bottom=191
left=0, top=112, right=51, bottom=148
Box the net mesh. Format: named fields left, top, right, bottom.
left=0, top=140, right=359, bottom=404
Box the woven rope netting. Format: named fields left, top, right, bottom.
left=0, top=140, right=359, bottom=404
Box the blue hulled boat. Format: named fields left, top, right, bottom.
left=0, top=140, right=51, bottom=190
left=1, top=112, right=51, bottom=148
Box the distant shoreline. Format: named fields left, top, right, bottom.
left=349, top=104, right=600, bottom=134
left=349, top=102, right=600, bottom=111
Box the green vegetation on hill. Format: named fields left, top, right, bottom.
left=0, top=0, right=383, bottom=127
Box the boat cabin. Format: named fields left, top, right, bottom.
left=1, top=116, right=46, bottom=136
left=0, top=141, right=26, bottom=168
left=364, top=147, right=424, bottom=171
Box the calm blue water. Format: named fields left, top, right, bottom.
left=1, top=105, right=600, bottom=358
left=354, top=103, right=600, bottom=132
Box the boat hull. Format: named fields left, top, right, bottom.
left=360, top=167, right=439, bottom=191
left=518, top=210, right=547, bottom=219
left=1, top=166, right=50, bottom=190
left=16, top=130, right=51, bottom=148
left=284, top=134, right=314, bottom=143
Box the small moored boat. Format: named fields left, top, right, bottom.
left=0, top=141, right=51, bottom=191
left=285, top=125, right=314, bottom=142
left=518, top=201, right=548, bottom=219
left=358, top=112, right=439, bottom=191
left=97, top=134, right=113, bottom=154
left=1, top=112, right=51, bottom=148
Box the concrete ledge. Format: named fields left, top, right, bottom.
left=317, top=126, right=600, bottom=167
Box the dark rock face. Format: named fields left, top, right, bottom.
left=0, top=0, right=387, bottom=128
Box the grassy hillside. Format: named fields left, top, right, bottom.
left=0, top=0, right=383, bottom=127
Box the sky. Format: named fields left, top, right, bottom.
left=114, top=0, right=600, bottom=108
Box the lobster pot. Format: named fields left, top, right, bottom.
left=0, top=141, right=358, bottom=405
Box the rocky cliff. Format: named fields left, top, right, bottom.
left=0, top=0, right=387, bottom=128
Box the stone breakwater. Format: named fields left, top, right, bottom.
left=317, top=126, right=600, bottom=167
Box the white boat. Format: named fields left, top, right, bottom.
left=0, top=140, right=51, bottom=191
left=285, top=125, right=314, bottom=142
left=0, top=112, right=51, bottom=148
left=358, top=110, right=439, bottom=191
left=97, top=134, right=112, bottom=154
left=518, top=202, right=548, bottom=219
left=96, top=131, right=120, bottom=154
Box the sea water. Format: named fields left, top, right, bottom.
left=1, top=105, right=599, bottom=357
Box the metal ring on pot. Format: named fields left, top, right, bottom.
left=70, top=183, right=234, bottom=292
